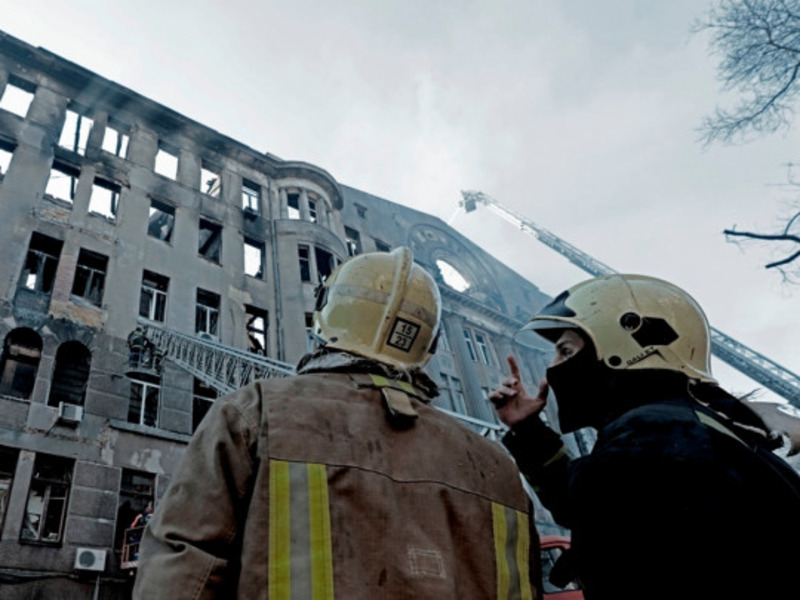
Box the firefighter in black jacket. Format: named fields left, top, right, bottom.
left=490, top=274, right=800, bottom=600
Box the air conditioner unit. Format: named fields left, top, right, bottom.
left=74, top=547, right=107, bottom=572
left=58, top=402, right=83, bottom=424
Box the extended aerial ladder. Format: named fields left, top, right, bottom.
left=132, top=324, right=505, bottom=438
left=460, top=190, right=800, bottom=406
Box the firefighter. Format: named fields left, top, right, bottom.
left=134, top=247, right=539, bottom=600
left=490, top=274, right=800, bottom=600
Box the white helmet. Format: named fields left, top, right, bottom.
left=313, top=247, right=441, bottom=369
left=522, top=274, right=716, bottom=384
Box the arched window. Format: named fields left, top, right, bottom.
left=47, top=342, right=91, bottom=407
left=0, top=328, right=42, bottom=399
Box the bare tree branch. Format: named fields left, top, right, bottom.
left=696, top=0, right=800, bottom=144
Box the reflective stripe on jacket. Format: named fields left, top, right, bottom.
left=134, top=371, right=539, bottom=599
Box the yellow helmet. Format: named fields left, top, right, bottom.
left=313, top=247, right=441, bottom=369
left=521, top=274, right=716, bottom=384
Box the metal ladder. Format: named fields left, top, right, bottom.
left=141, top=325, right=506, bottom=440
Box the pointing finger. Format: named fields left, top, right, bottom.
left=507, top=355, right=521, bottom=380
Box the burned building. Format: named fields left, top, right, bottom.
left=0, top=30, right=557, bottom=598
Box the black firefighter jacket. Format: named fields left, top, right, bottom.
left=503, top=395, right=800, bottom=600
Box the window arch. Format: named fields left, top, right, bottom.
left=47, top=341, right=91, bottom=407
left=0, top=328, right=43, bottom=399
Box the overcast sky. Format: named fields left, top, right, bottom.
left=4, top=0, right=799, bottom=402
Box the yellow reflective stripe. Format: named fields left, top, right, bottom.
left=269, top=460, right=291, bottom=600
left=308, top=463, right=334, bottom=600
left=367, top=373, right=417, bottom=396
left=493, top=503, right=510, bottom=599
left=515, top=511, right=533, bottom=600
left=493, top=502, right=533, bottom=600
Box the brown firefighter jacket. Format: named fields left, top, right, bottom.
left=133, top=366, right=539, bottom=599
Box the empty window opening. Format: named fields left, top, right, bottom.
left=245, top=305, right=268, bottom=356
left=128, top=375, right=160, bottom=427
left=463, top=329, right=477, bottom=362
left=139, top=270, right=169, bottom=322
left=196, top=289, right=220, bottom=339
left=244, top=238, right=264, bottom=278
left=115, top=469, right=154, bottom=557
left=198, top=219, right=222, bottom=263
left=148, top=200, right=174, bottom=242
left=21, top=453, right=73, bottom=545
left=154, top=146, right=178, bottom=180
left=242, top=180, right=260, bottom=213
left=192, top=378, right=218, bottom=433
left=437, top=260, right=470, bottom=292
left=58, top=108, right=93, bottom=155
left=0, top=446, right=19, bottom=532
left=315, top=247, right=336, bottom=283
left=200, top=163, right=220, bottom=197
left=89, top=178, right=121, bottom=220
left=345, top=227, right=362, bottom=256
left=475, top=332, right=493, bottom=365
left=0, top=80, right=34, bottom=118
left=21, top=233, right=63, bottom=295
left=287, top=192, right=301, bottom=220
left=298, top=245, right=311, bottom=282
left=354, top=203, right=367, bottom=219
left=101, top=125, right=129, bottom=157
left=0, top=139, right=15, bottom=176
left=0, top=329, right=42, bottom=399
left=47, top=341, right=91, bottom=407
left=72, top=249, right=108, bottom=306
left=45, top=161, right=80, bottom=204
left=374, top=239, right=391, bottom=252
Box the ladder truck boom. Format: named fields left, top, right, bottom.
left=460, top=190, right=800, bottom=405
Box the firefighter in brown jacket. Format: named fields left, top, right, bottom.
left=133, top=247, right=540, bottom=600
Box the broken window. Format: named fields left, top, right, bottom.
left=242, top=180, right=260, bottom=213
left=0, top=446, right=19, bottom=533
left=0, top=79, right=34, bottom=118
left=88, top=178, right=121, bottom=220
left=147, top=200, right=174, bottom=242
left=0, top=139, right=15, bottom=177
left=58, top=107, right=93, bottom=155
left=245, top=305, right=268, bottom=356
left=198, top=219, right=222, bottom=263
left=244, top=238, right=264, bottom=278
left=154, top=145, right=178, bottom=180
left=45, top=161, right=80, bottom=204
left=315, top=247, right=336, bottom=283
left=192, top=378, right=218, bottom=433
left=21, top=453, right=73, bottom=545
left=200, top=162, right=220, bottom=198
left=71, top=248, right=108, bottom=307
left=127, top=375, right=160, bottom=427
left=287, top=192, right=301, bottom=219
left=374, top=239, right=391, bottom=252
left=139, top=270, right=169, bottom=322
left=101, top=125, right=129, bottom=157
left=0, top=328, right=43, bottom=399
left=196, top=289, right=220, bottom=339
left=298, top=245, right=311, bottom=282
left=115, top=469, right=154, bottom=554
left=475, top=332, right=493, bottom=365
left=21, top=232, right=62, bottom=295
left=345, top=227, right=362, bottom=256
left=308, top=197, right=318, bottom=223
left=47, top=341, right=91, bottom=407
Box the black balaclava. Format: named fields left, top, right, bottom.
left=545, top=334, right=691, bottom=433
